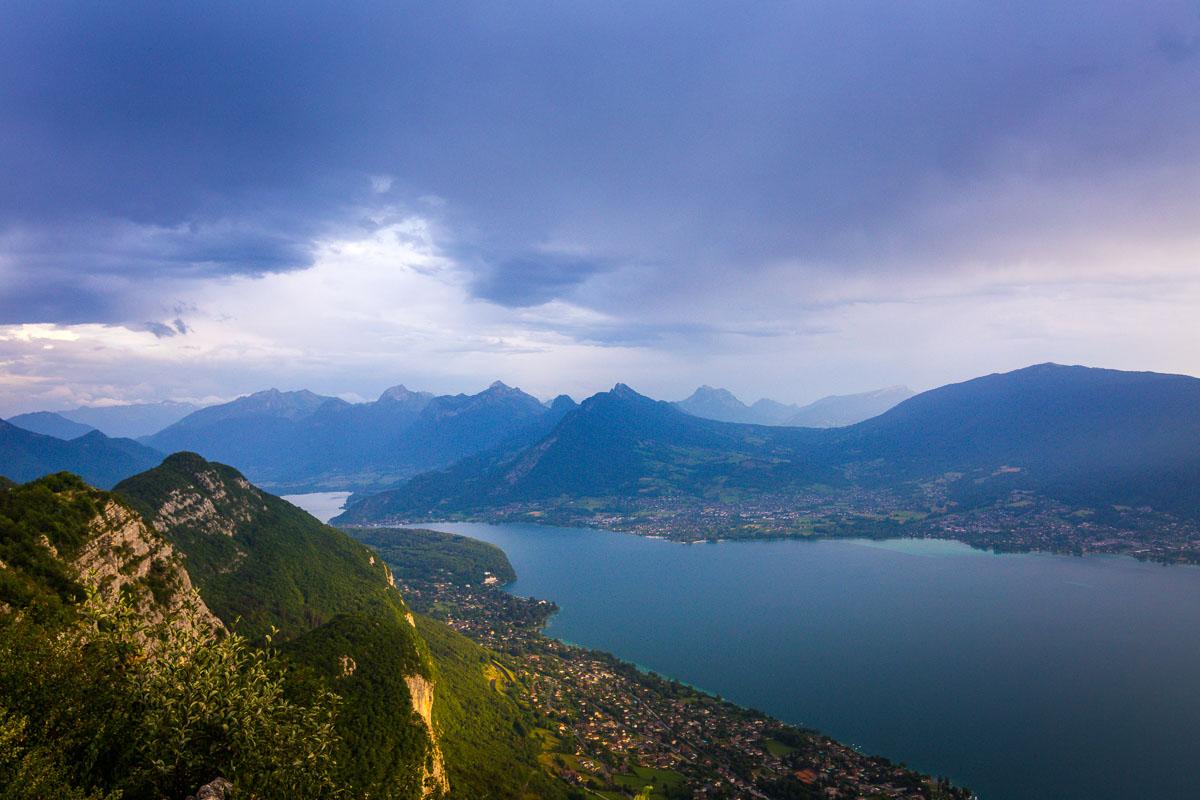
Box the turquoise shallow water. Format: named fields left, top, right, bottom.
left=424, top=522, right=1200, bottom=800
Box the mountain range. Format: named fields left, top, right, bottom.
left=141, top=382, right=577, bottom=492
left=6, top=402, right=207, bottom=440
left=337, top=364, right=1200, bottom=527
left=673, top=384, right=914, bottom=426
left=60, top=401, right=205, bottom=439
left=5, top=411, right=97, bottom=440
left=0, top=418, right=164, bottom=488
left=5, top=365, right=1200, bottom=524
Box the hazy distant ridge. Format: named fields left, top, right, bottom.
left=674, top=385, right=914, bottom=426
left=140, top=382, right=576, bottom=492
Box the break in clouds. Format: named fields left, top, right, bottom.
left=1, top=1, right=1199, bottom=412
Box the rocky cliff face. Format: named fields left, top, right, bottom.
left=405, top=672, right=449, bottom=797
left=133, top=454, right=266, bottom=539
left=0, top=473, right=218, bottom=631
left=115, top=453, right=449, bottom=799
left=73, top=498, right=220, bottom=631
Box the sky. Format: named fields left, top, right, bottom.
left=1, top=1, right=1199, bottom=415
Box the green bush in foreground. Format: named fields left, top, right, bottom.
left=0, top=589, right=343, bottom=800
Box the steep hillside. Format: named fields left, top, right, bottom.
left=345, top=527, right=570, bottom=799
left=337, top=384, right=826, bottom=522
left=6, top=411, right=95, bottom=440
left=831, top=364, right=1200, bottom=513
left=115, top=453, right=447, bottom=798
left=0, top=420, right=164, bottom=488
left=0, top=472, right=216, bottom=628
left=414, top=615, right=569, bottom=800
left=0, top=473, right=347, bottom=799
left=2, top=461, right=572, bottom=798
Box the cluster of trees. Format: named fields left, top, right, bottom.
left=346, top=527, right=517, bottom=586
left=0, top=590, right=342, bottom=800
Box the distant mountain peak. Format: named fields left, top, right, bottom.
left=548, top=394, right=577, bottom=413
left=378, top=384, right=433, bottom=403
left=194, top=388, right=331, bottom=421
left=674, top=385, right=760, bottom=423
left=691, top=385, right=739, bottom=399
left=0, top=417, right=163, bottom=488
left=472, top=381, right=541, bottom=405
left=60, top=400, right=205, bottom=439
left=251, top=387, right=319, bottom=400
left=487, top=380, right=512, bottom=391
left=785, top=385, right=916, bottom=427
left=5, top=411, right=96, bottom=440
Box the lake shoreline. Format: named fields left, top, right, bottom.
left=339, top=510, right=1200, bottom=569
left=411, top=520, right=1200, bottom=800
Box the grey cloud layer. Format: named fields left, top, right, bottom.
left=1, top=1, right=1198, bottom=326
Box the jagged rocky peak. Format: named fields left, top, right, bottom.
left=570, top=383, right=650, bottom=414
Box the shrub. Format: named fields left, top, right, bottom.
left=0, top=589, right=343, bottom=799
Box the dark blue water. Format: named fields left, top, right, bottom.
left=428, top=523, right=1200, bottom=800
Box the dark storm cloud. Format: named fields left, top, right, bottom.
left=470, top=257, right=607, bottom=307
left=143, top=322, right=179, bottom=339
left=1, top=1, right=1198, bottom=324
left=0, top=218, right=315, bottom=323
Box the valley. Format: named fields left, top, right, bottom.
left=336, top=365, right=1200, bottom=565
left=4, top=362, right=1200, bottom=799
left=7, top=8, right=1198, bottom=799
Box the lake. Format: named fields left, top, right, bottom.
left=282, top=491, right=351, bottom=523
left=417, top=522, right=1200, bottom=800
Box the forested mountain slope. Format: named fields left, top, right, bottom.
left=115, top=453, right=446, bottom=798
left=339, top=364, right=1200, bottom=525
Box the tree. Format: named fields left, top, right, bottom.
left=0, top=589, right=344, bottom=800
